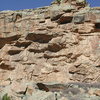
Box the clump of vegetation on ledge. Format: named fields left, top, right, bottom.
left=56, top=0, right=61, bottom=3
left=2, top=94, right=11, bottom=100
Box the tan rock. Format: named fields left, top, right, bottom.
left=11, top=81, right=27, bottom=93
left=0, top=2, right=100, bottom=99
left=78, top=23, right=95, bottom=33
left=94, top=90, right=100, bottom=96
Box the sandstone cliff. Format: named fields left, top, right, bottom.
left=0, top=0, right=100, bottom=100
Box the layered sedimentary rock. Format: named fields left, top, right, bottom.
left=0, top=0, right=100, bottom=100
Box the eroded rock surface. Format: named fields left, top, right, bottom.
left=0, top=0, right=100, bottom=100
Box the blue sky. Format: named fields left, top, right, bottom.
left=0, top=0, right=100, bottom=11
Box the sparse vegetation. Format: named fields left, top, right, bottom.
left=56, top=0, right=61, bottom=4
left=2, top=94, right=11, bottom=100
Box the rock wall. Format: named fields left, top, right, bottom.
left=0, top=0, right=100, bottom=100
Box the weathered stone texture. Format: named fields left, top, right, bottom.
left=0, top=0, right=100, bottom=100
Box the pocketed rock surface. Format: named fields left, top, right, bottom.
left=0, top=0, right=100, bottom=100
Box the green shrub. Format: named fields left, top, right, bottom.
left=2, top=94, right=11, bottom=100
left=56, top=0, right=61, bottom=3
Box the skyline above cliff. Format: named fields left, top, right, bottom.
left=0, top=0, right=100, bottom=11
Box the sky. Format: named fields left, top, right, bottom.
left=0, top=0, right=100, bottom=11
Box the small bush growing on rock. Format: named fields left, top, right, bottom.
left=56, top=0, right=61, bottom=4
left=2, top=94, right=11, bottom=100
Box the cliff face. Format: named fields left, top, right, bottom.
left=0, top=0, right=100, bottom=100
